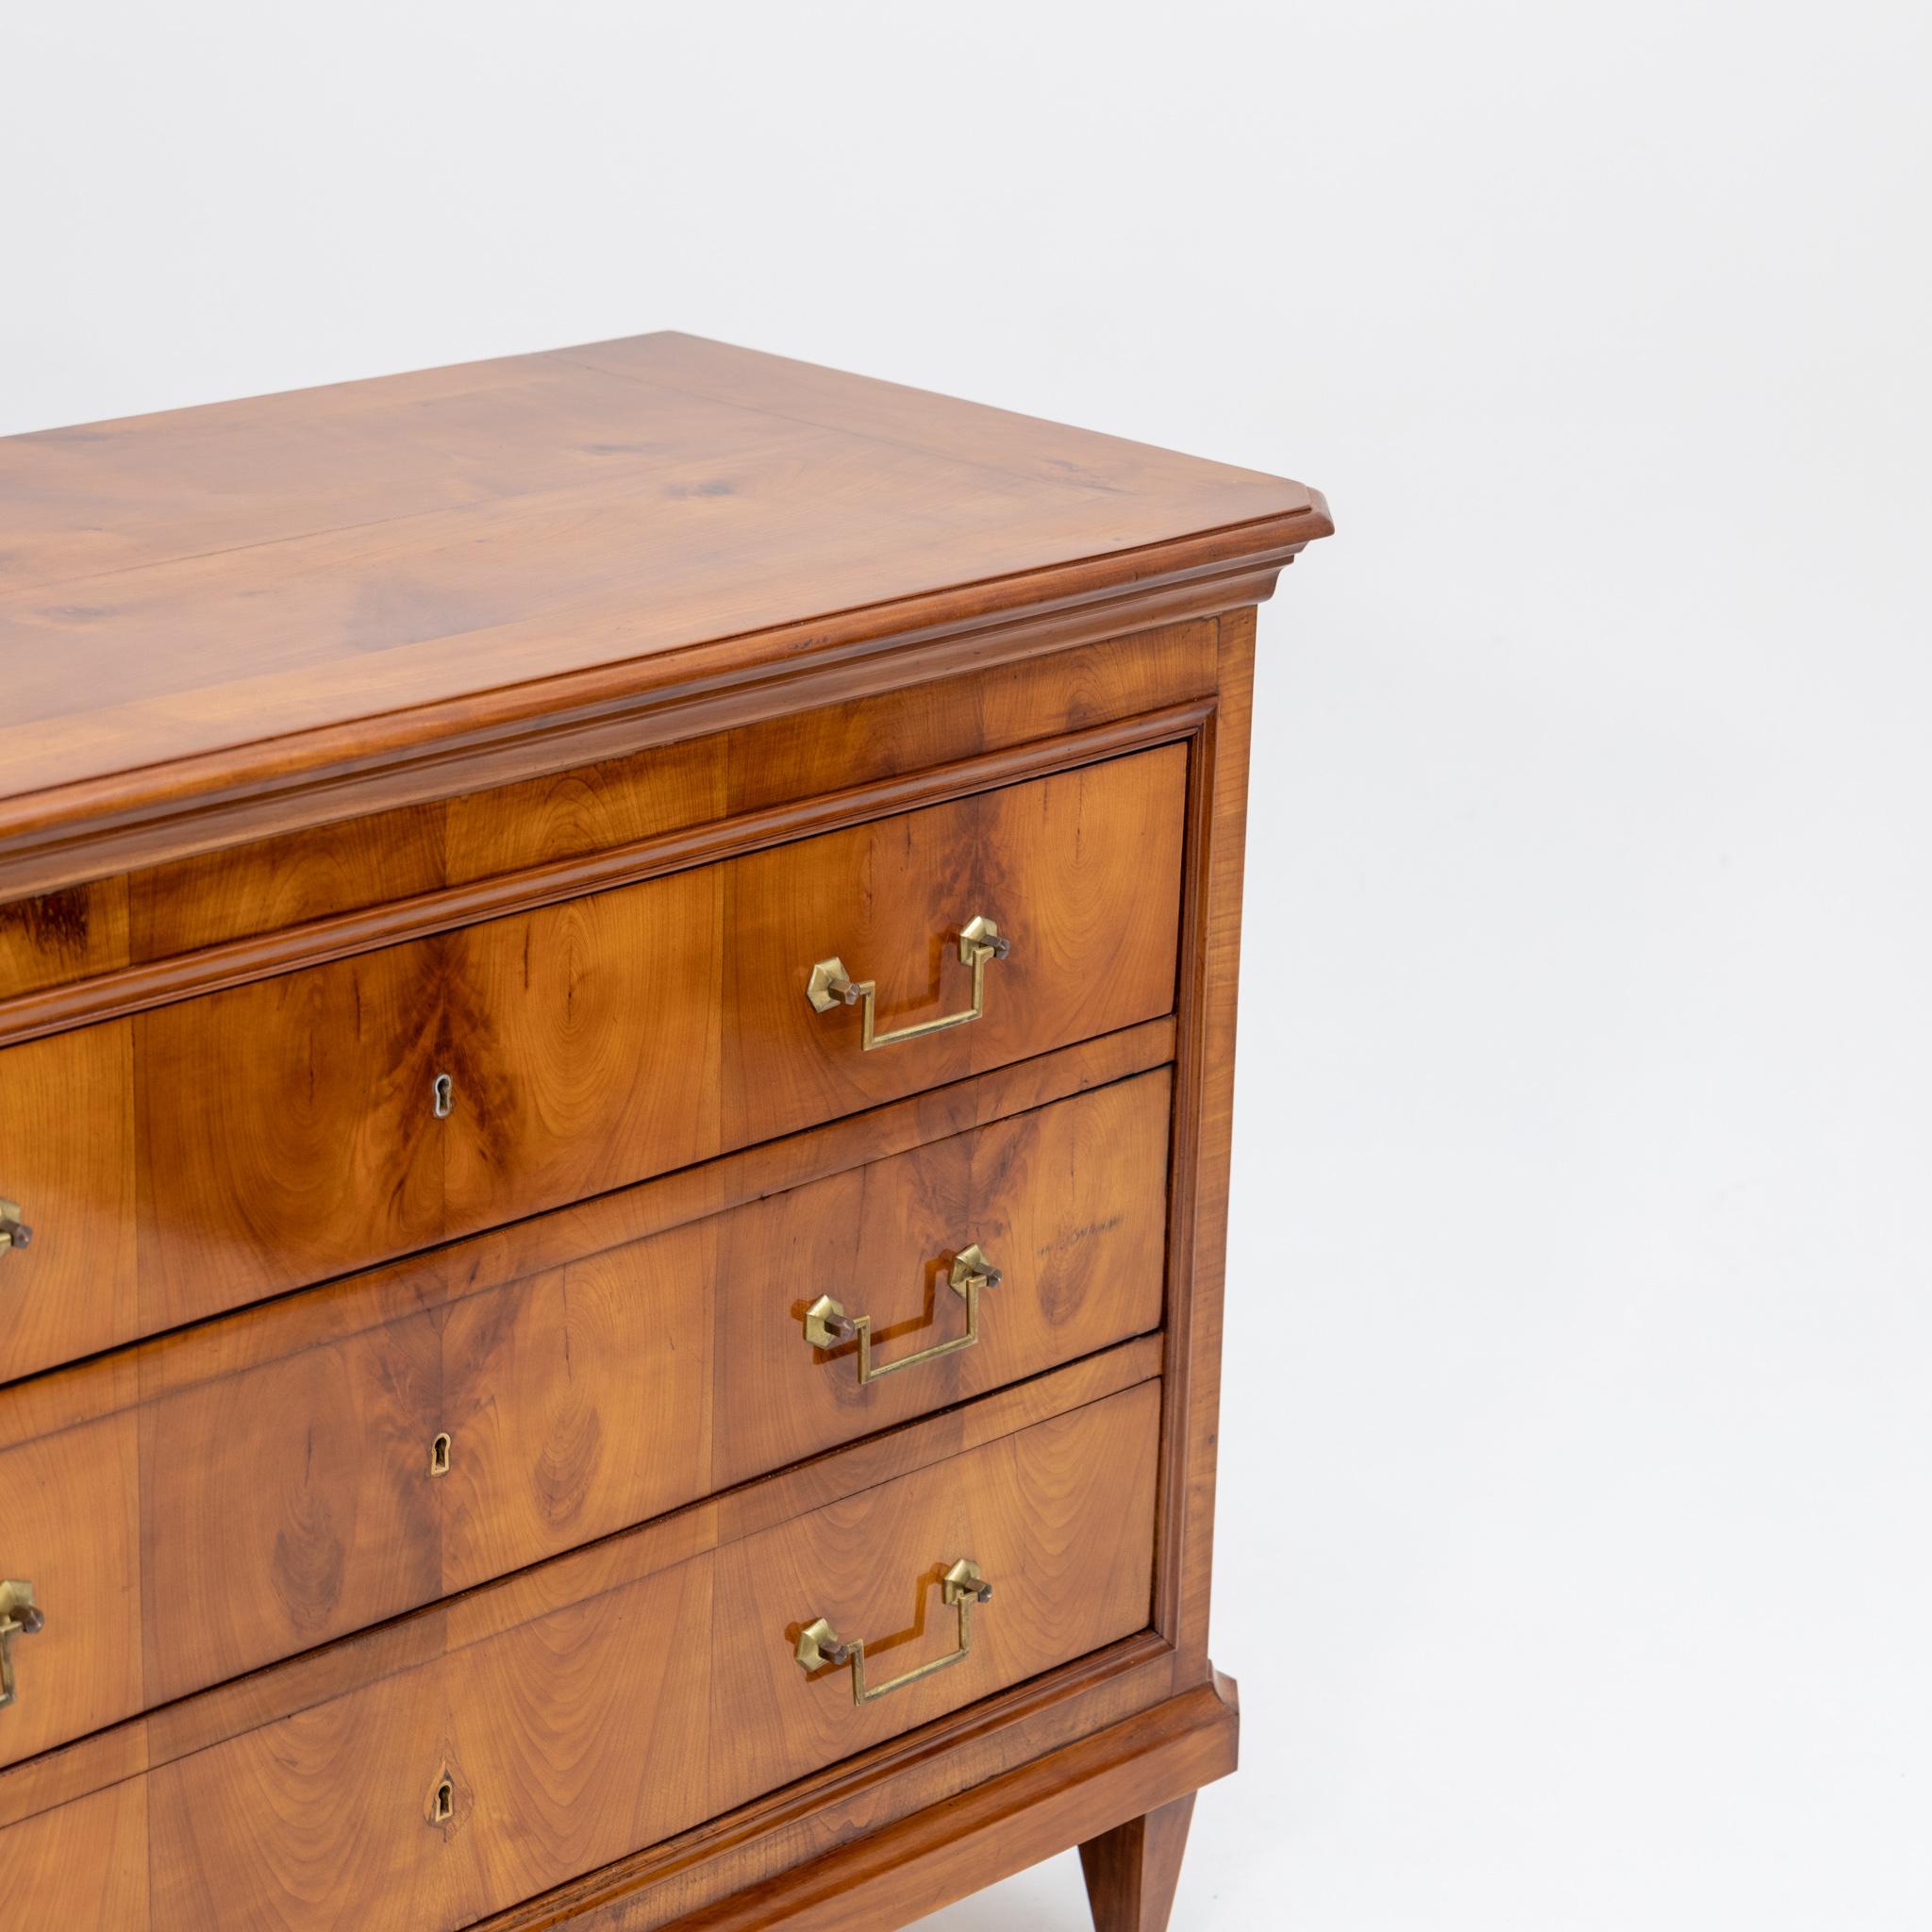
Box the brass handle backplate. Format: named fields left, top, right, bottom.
left=0, top=1199, right=32, bottom=1258
left=0, top=1580, right=45, bottom=1711
left=807, top=916, right=1011, bottom=1051
left=794, top=1558, right=993, bottom=1706
left=806, top=1245, right=1002, bottom=1384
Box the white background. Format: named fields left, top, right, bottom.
left=6, top=4, right=1929, bottom=1925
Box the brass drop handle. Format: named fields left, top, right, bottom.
left=794, top=1558, right=993, bottom=1706
left=0, top=1580, right=45, bottom=1712
left=807, top=916, right=1011, bottom=1051
left=805, top=1245, right=1001, bottom=1384
left=0, top=1199, right=32, bottom=1257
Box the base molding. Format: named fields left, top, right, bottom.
left=477, top=1672, right=1239, bottom=1932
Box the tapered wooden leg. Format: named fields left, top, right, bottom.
left=1077, top=1791, right=1197, bottom=1932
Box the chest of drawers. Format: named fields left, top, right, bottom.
left=0, top=334, right=1329, bottom=1930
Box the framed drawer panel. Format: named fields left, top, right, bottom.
left=0, top=1377, right=1161, bottom=1932
left=0, top=744, right=1185, bottom=1382
left=0, top=1071, right=1170, bottom=1765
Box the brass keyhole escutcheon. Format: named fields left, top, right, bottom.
left=429, top=1774, right=455, bottom=1826
left=431, top=1073, right=455, bottom=1120
left=429, top=1433, right=452, bottom=1477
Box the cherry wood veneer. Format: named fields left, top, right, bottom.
left=0, top=335, right=1328, bottom=1931
left=0, top=747, right=1182, bottom=1384
left=0, top=1371, right=1161, bottom=1929
left=0, top=623, right=1216, bottom=1012
left=0, top=336, right=1325, bottom=897
left=0, top=1071, right=1170, bottom=1764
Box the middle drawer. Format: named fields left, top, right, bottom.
left=0, top=1070, right=1170, bottom=1766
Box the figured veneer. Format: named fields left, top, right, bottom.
left=0, top=879, right=130, bottom=999
left=0, top=748, right=1182, bottom=1384
left=0, top=1068, right=1170, bottom=1764
left=464, top=1670, right=1236, bottom=1932
left=0, top=622, right=1212, bottom=1007
left=0, top=1020, right=1168, bottom=1452
left=0, top=1375, right=1161, bottom=1931
left=0, top=698, right=1208, bottom=1048
left=0, top=1020, right=136, bottom=1380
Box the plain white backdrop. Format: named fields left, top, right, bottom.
left=6, top=4, right=1929, bottom=1925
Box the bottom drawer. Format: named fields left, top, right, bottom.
left=0, top=1375, right=1160, bottom=1929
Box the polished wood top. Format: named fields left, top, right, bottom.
left=0, top=333, right=1327, bottom=855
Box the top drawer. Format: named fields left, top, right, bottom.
left=0, top=744, right=1186, bottom=1382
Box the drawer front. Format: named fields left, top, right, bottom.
left=0, top=625, right=1217, bottom=996
left=0, top=1381, right=1160, bottom=1930
left=0, top=1074, right=1170, bottom=1763
left=0, top=744, right=1185, bottom=1382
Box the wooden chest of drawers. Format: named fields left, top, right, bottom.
left=0, top=334, right=1330, bottom=1930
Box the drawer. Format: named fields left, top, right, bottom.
left=0, top=1072, right=1170, bottom=1764
left=0, top=1378, right=1161, bottom=1931
left=0, top=744, right=1186, bottom=1382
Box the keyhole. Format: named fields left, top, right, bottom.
left=432, top=1073, right=454, bottom=1120
left=429, top=1432, right=451, bottom=1477
left=431, top=1777, right=454, bottom=1825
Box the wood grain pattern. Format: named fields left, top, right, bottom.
left=0, top=1018, right=137, bottom=1373
left=132, top=790, right=448, bottom=962
left=468, top=1638, right=1181, bottom=1932
left=0, top=877, right=127, bottom=995
left=711, top=1071, right=1169, bottom=1489
left=434, top=1233, right=718, bottom=1594
left=0, top=748, right=1183, bottom=1383
left=0, top=1776, right=151, bottom=1924
left=0, top=1382, right=1159, bottom=1932
left=442, top=861, right=726, bottom=1232
left=0, top=1410, right=142, bottom=1764
left=0, top=1022, right=1169, bottom=1454
left=134, top=932, right=447, bottom=1328
left=0, top=1074, right=1169, bottom=1760
left=139, top=1306, right=445, bottom=1708
left=0, top=558, right=1288, bottom=907
left=0, top=1343, right=1159, bottom=1832
left=723, top=744, right=1185, bottom=1143
left=0, top=333, right=1325, bottom=872
left=707, top=1379, right=1158, bottom=1815
left=475, top=1674, right=1235, bottom=1932
left=0, top=693, right=1208, bottom=1049
left=1161, top=611, right=1257, bottom=1688
left=0, top=624, right=1199, bottom=994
